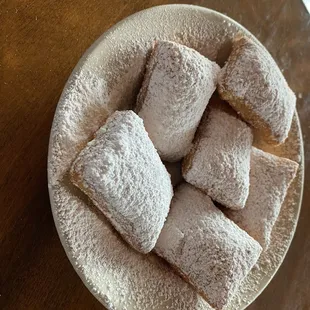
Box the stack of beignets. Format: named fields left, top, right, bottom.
left=70, top=38, right=299, bottom=309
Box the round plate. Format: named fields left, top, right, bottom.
left=48, top=5, right=304, bottom=310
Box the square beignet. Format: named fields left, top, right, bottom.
left=225, top=147, right=298, bottom=249
left=183, top=108, right=253, bottom=210
left=218, top=36, right=296, bottom=145
left=137, top=40, right=220, bottom=162
left=70, top=110, right=173, bottom=253
left=155, top=183, right=262, bottom=310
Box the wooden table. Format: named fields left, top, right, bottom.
left=1, top=0, right=309, bottom=309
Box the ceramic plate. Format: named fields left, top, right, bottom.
left=48, top=5, right=304, bottom=310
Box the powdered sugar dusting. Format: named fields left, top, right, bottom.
left=218, top=36, right=296, bottom=144
left=70, top=111, right=173, bottom=253
left=183, top=108, right=253, bottom=210
left=227, top=113, right=303, bottom=310
left=48, top=5, right=304, bottom=310
left=225, top=147, right=299, bottom=249
left=155, top=183, right=262, bottom=310
left=137, top=40, right=220, bottom=162
left=52, top=183, right=210, bottom=310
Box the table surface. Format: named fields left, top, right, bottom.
left=1, top=0, right=310, bottom=309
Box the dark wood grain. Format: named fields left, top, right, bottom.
left=1, top=0, right=309, bottom=309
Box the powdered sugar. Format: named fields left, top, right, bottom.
left=183, top=108, right=252, bottom=210
left=218, top=36, right=296, bottom=144
left=225, top=147, right=299, bottom=249
left=227, top=115, right=303, bottom=309
left=70, top=111, right=173, bottom=253
left=48, top=5, right=304, bottom=310
left=52, top=183, right=212, bottom=310
left=155, top=183, right=262, bottom=310
left=137, top=40, right=220, bottom=162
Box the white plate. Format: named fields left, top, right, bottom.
left=48, top=5, right=304, bottom=310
